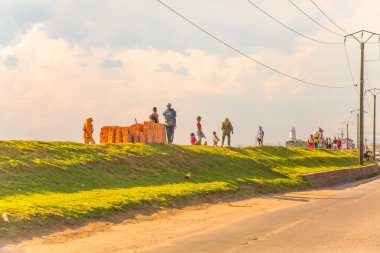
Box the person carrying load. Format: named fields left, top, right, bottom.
left=83, top=118, right=95, bottom=144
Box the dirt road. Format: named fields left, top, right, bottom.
left=3, top=177, right=378, bottom=253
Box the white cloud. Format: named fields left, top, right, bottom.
left=1, top=1, right=380, bottom=145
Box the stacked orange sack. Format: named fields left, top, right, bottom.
left=100, top=122, right=166, bottom=144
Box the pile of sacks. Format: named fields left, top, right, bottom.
left=100, top=122, right=167, bottom=144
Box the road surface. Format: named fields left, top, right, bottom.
left=5, top=177, right=380, bottom=253
left=142, top=177, right=380, bottom=253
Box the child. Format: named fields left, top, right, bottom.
left=212, top=131, right=220, bottom=146
left=190, top=133, right=196, bottom=145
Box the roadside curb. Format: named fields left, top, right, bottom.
left=302, top=164, right=380, bottom=187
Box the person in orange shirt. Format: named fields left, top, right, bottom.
left=83, top=118, right=95, bottom=144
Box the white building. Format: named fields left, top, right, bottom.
left=288, top=127, right=296, bottom=141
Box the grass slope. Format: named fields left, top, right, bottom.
left=0, top=141, right=361, bottom=231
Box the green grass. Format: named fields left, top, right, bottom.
left=0, top=141, right=363, bottom=230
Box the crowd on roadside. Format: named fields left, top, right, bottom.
left=83, top=107, right=354, bottom=152
left=307, top=128, right=343, bottom=150
left=83, top=102, right=265, bottom=147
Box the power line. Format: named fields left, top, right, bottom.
left=343, top=43, right=360, bottom=99
left=287, top=1, right=364, bottom=99
left=344, top=43, right=356, bottom=87
left=246, top=0, right=344, bottom=45
left=288, top=0, right=344, bottom=37
left=155, top=0, right=354, bottom=89
left=310, top=0, right=348, bottom=35
left=344, top=30, right=380, bottom=165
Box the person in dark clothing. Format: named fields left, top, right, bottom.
left=364, top=150, right=373, bottom=161
left=149, top=107, right=159, bottom=123
left=163, top=103, right=177, bottom=144
left=221, top=118, right=233, bottom=147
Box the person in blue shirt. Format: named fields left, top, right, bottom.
left=163, top=103, right=177, bottom=144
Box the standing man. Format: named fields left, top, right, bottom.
left=221, top=118, right=233, bottom=147
left=163, top=103, right=177, bottom=144
left=257, top=126, right=265, bottom=146
left=83, top=118, right=95, bottom=144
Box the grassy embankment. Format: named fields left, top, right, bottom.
left=0, top=141, right=362, bottom=232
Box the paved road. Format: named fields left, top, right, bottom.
left=142, top=177, right=380, bottom=253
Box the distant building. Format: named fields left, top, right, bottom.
left=285, top=127, right=307, bottom=148
left=288, top=127, right=296, bottom=141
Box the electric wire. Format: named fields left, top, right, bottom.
left=344, top=43, right=356, bottom=87
left=343, top=42, right=360, bottom=103
left=155, top=0, right=354, bottom=89
left=343, top=42, right=361, bottom=128
left=295, top=1, right=377, bottom=143
left=291, top=1, right=363, bottom=103
left=288, top=0, right=344, bottom=37
left=246, top=0, right=344, bottom=45
left=310, top=0, right=348, bottom=35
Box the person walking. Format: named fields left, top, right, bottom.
left=163, top=103, right=177, bottom=144
left=83, top=118, right=95, bottom=144
left=256, top=126, right=265, bottom=146
left=196, top=116, right=206, bottom=143
left=221, top=118, right=233, bottom=147
left=149, top=107, right=159, bottom=123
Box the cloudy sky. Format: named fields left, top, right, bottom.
left=1, top=0, right=380, bottom=145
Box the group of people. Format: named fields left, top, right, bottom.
left=83, top=103, right=178, bottom=145
left=307, top=132, right=343, bottom=150
left=83, top=102, right=265, bottom=147
left=190, top=117, right=265, bottom=147
left=148, top=103, right=177, bottom=144
left=149, top=103, right=265, bottom=147
left=190, top=117, right=234, bottom=147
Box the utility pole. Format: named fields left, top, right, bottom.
left=366, top=88, right=380, bottom=158
left=343, top=121, right=353, bottom=149
left=345, top=30, right=380, bottom=165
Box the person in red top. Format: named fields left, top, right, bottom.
left=337, top=137, right=342, bottom=150
left=196, top=116, right=206, bottom=144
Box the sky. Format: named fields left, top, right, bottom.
left=1, top=0, right=380, bottom=146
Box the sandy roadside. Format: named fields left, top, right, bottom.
left=2, top=180, right=371, bottom=253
